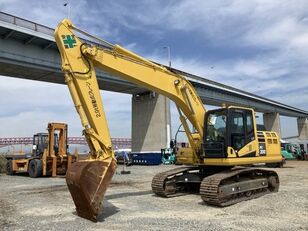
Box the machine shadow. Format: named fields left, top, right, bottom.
left=105, top=190, right=153, bottom=200
left=72, top=190, right=153, bottom=222
left=10, top=172, right=29, bottom=177
left=72, top=201, right=120, bottom=222
left=96, top=200, right=120, bottom=222
left=280, top=166, right=295, bottom=168
left=96, top=190, right=153, bottom=222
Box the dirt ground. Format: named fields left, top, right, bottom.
left=0, top=161, right=308, bottom=231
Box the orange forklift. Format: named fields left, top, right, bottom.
left=5, top=123, right=76, bottom=177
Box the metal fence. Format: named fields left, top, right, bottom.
left=0, top=137, right=131, bottom=149
left=0, top=11, right=54, bottom=36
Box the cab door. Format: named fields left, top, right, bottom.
left=228, top=108, right=256, bottom=157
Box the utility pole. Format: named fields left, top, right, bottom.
left=163, top=46, right=172, bottom=147
left=163, top=46, right=171, bottom=68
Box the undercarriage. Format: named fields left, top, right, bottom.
left=151, top=166, right=279, bottom=206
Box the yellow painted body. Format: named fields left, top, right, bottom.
left=12, top=159, right=28, bottom=172
left=54, top=19, right=282, bottom=167
left=177, top=131, right=281, bottom=166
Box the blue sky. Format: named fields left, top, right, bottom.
left=0, top=0, right=307, bottom=139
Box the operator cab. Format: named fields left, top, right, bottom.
left=203, top=107, right=255, bottom=158
left=32, top=133, right=59, bottom=157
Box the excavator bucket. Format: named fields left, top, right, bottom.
left=66, top=157, right=117, bottom=222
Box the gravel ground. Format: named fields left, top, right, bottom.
left=0, top=161, right=308, bottom=231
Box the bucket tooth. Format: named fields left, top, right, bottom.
left=66, top=157, right=117, bottom=222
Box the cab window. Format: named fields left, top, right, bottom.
left=230, top=109, right=255, bottom=151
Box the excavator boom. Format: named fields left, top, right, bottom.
left=55, top=20, right=118, bottom=221
left=55, top=19, right=207, bottom=221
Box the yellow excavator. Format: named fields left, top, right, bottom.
left=54, top=19, right=282, bottom=222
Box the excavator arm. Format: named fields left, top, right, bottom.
left=55, top=19, right=206, bottom=221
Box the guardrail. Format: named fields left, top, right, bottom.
left=0, top=11, right=54, bottom=36
left=0, top=137, right=131, bottom=148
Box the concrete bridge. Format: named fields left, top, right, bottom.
left=0, top=11, right=307, bottom=152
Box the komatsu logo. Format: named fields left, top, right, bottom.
left=62, top=35, right=76, bottom=49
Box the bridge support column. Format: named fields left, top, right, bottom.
left=132, top=92, right=171, bottom=152
left=297, top=117, right=308, bottom=140
left=263, top=112, right=281, bottom=137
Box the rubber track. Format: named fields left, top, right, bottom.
left=151, top=166, right=199, bottom=197
left=200, top=168, right=279, bottom=206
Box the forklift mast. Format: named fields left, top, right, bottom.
left=47, top=122, right=68, bottom=157
left=32, top=123, right=68, bottom=158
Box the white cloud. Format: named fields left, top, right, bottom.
left=0, top=0, right=307, bottom=139
left=100, top=91, right=131, bottom=138
left=0, top=108, right=79, bottom=137
left=0, top=76, right=131, bottom=137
